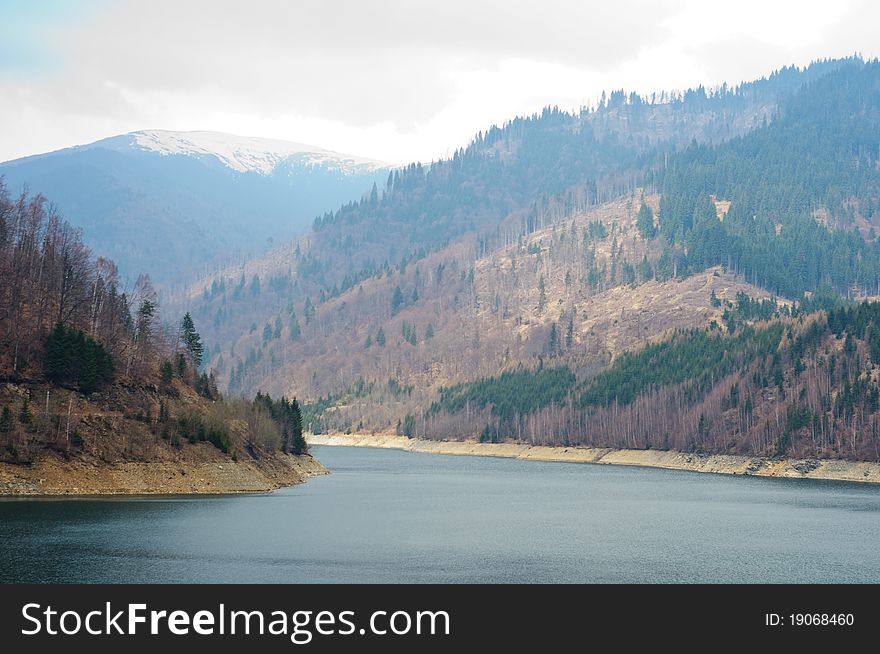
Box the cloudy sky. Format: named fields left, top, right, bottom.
left=1, top=0, right=877, bottom=164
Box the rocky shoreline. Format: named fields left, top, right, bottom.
left=308, top=433, right=880, bottom=484
left=0, top=451, right=327, bottom=496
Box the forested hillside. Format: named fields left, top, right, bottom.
left=106, top=57, right=880, bottom=465
left=424, top=300, right=880, bottom=463
left=654, top=60, right=880, bottom=296
left=0, top=183, right=307, bottom=466
left=250, top=58, right=842, bottom=295
left=203, top=193, right=777, bottom=436
left=182, top=59, right=872, bottom=397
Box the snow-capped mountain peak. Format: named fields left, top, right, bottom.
left=129, top=130, right=389, bottom=175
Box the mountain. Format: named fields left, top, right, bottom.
left=167, top=57, right=880, bottom=467
left=181, top=58, right=851, bottom=313
left=203, top=192, right=779, bottom=422
left=0, top=130, right=390, bottom=284
left=8, top=56, right=880, bottom=467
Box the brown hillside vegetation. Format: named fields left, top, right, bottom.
left=204, top=191, right=777, bottom=435
left=0, top=184, right=322, bottom=493
left=0, top=379, right=325, bottom=495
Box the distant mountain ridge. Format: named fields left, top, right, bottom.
left=110, top=130, right=388, bottom=175
left=0, top=130, right=390, bottom=285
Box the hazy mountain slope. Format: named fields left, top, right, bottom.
left=0, top=130, right=389, bottom=284
left=303, top=62, right=833, bottom=288
left=195, top=192, right=776, bottom=434
left=177, top=60, right=850, bottom=358
left=197, top=58, right=837, bottom=306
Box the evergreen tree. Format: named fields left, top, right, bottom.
left=0, top=406, right=13, bottom=433
left=181, top=313, right=204, bottom=368
left=546, top=323, right=560, bottom=356
left=290, top=398, right=307, bottom=454
left=19, top=397, right=31, bottom=425
left=44, top=322, right=70, bottom=382
left=639, top=254, right=653, bottom=281
left=566, top=315, right=574, bottom=349
left=376, top=327, right=386, bottom=347
left=391, top=286, right=404, bottom=315
left=44, top=322, right=113, bottom=394
left=636, top=199, right=656, bottom=238
left=159, top=359, right=174, bottom=384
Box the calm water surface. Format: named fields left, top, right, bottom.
left=2, top=445, right=879, bottom=583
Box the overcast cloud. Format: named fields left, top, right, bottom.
left=1, top=0, right=877, bottom=163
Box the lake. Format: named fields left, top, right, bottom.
left=2, top=445, right=880, bottom=583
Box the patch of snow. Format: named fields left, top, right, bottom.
left=130, top=130, right=389, bottom=175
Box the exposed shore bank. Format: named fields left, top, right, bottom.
left=308, top=433, right=880, bottom=484
left=0, top=452, right=328, bottom=496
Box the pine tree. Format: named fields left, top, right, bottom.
left=402, top=414, right=415, bottom=438
left=637, top=199, right=656, bottom=238
left=181, top=313, right=204, bottom=368
left=44, top=322, right=113, bottom=393
left=566, top=315, right=574, bottom=349
left=19, top=397, right=31, bottom=425
left=391, top=286, right=404, bottom=315
left=376, top=327, right=386, bottom=347
left=639, top=254, right=652, bottom=281
left=546, top=323, right=559, bottom=356
left=0, top=406, right=13, bottom=433
left=290, top=398, right=307, bottom=455
left=160, top=360, right=174, bottom=383
left=45, top=322, right=70, bottom=383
